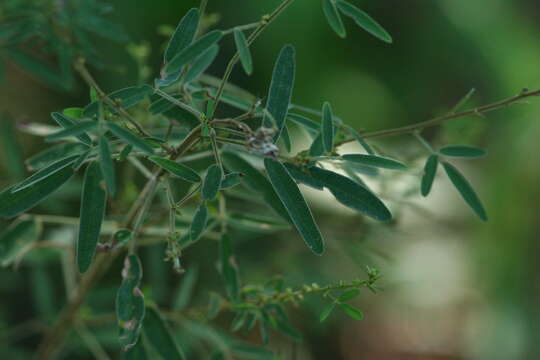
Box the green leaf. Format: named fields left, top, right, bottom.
left=338, top=289, right=360, bottom=302
left=222, top=152, right=291, bottom=222
left=220, top=234, right=240, bottom=301
left=264, top=45, right=296, bottom=141
left=287, top=113, right=319, bottom=137
left=343, top=125, right=374, bottom=155
left=190, top=203, right=209, bottom=242
left=319, top=302, right=336, bottom=322
left=309, top=166, right=392, bottom=221
left=283, top=163, right=325, bottom=190
left=184, top=45, right=220, bottom=84
left=264, top=158, right=325, bottom=255
left=342, top=154, right=407, bottom=170
left=25, top=143, right=89, bottom=171
left=421, top=155, right=438, bottom=197
left=323, top=0, right=347, bottom=38
left=442, top=162, right=487, bottom=221
left=173, top=267, right=198, bottom=311
left=84, top=85, right=154, bottom=117
left=0, top=115, right=25, bottom=180
left=148, top=157, right=200, bottom=183
left=63, top=107, right=84, bottom=118
left=336, top=0, right=393, bottom=43
left=165, top=30, right=223, bottom=76
left=321, top=102, right=335, bottom=153
left=165, top=8, right=199, bottom=63
left=51, top=112, right=92, bottom=146
left=339, top=303, right=364, bottom=320
left=309, top=134, right=325, bottom=157
left=221, top=172, right=244, bottom=189
left=107, top=122, right=154, bottom=155
left=99, top=137, right=117, bottom=196
left=451, top=88, right=476, bottom=113
left=12, top=155, right=79, bottom=192
left=201, top=164, right=223, bottom=201
left=123, top=339, right=148, bottom=360
left=227, top=213, right=290, bottom=234
left=0, top=218, right=41, bottom=267
left=45, top=120, right=97, bottom=143
left=0, top=166, right=75, bottom=219
left=439, top=145, right=487, bottom=158
left=77, top=162, right=107, bottom=273
left=143, top=307, right=185, bottom=360
left=117, top=255, right=145, bottom=351
left=234, top=29, right=253, bottom=75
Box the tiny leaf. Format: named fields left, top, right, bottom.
left=421, top=155, right=438, bottom=197
left=442, top=162, right=487, bottom=221
left=234, top=29, right=253, bottom=75
left=201, top=164, right=223, bottom=201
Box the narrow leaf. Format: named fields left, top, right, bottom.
left=201, top=164, right=223, bottom=200
left=0, top=218, right=40, bottom=267
left=107, top=122, right=154, bottom=155
left=338, top=289, right=360, bottom=302
left=421, top=155, right=438, bottom=197
left=309, top=134, right=325, bottom=157
left=264, top=158, right=325, bottom=255
left=323, top=0, right=347, bottom=38
left=84, top=85, right=154, bottom=117
left=283, top=163, right=325, bottom=190
left=220, top=234, right=240, bottom=301
left=442, top=162, right=487, bottom=221
left=25, top=143, right=88, bottom=171
left=342, top=154, right=407, bottom=170
left=77, top=162, right=107, bottom=273
left=264, top=45, right=296, bottom=141
left=51, top=112, right=92, bottom=146
left=165, top=30, right=223, bottom=75
left=234, top=29, right=253, bottom=75
left=148, top=157, right=200, bottom=183
left=439, top=145, right=487, bottom=159
left=287, top=113, right=319, bottom=136
left=12, top=155, right=79, bottom=192
left=190, top=203, right=208, bottom=241
left=336, top=0, right=392, bottom=43
left=165, top=8, right=200, bottom=63
left=320, top=302, right=336, bottom=322
left=45, top=120, right=97, bottom=142
left=343, top=125, right=374, bottom=155
left=339, top=303, right=364, bottom=320
left=220, top=172, right=244, bottom=189
left=321, top=102, right=335, bottom=153
left=144, top=307, right=185, bottom=360
left=184, top=45, right=220, bottom=84
left=309, top=166, right=392, bottom=221
left=99, top=137, right=117, bottom=196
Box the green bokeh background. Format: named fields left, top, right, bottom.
left=1, top=0, right=540, bottom=359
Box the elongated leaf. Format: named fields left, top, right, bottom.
left=45, top=120, right=96, bottom=143
left=165, top=30, right=223, bottom=75
left=222, top=152, right=291, bottom=222
left=343, top=125, right=374, bottom=155
left=338, top=289, right=360, bottom=302
left=0, top=115, right=25, bottom=180
left=99, top=137, right=116, bottom=196
left=77, top=162, right=107, bottom=273
left=165, top=8, right=199, bottom=63
left=234, top=29, right=253, bottom=75
left=320, top=302, right=336, bottom=323
left=342, top=154, right=407, bottom=170
left=287, top=113, right=319, bottom=136
left=442, top=162, right=487, bottom=221
left=309, top=166, right=392, bottom=221
left=309, top=134, right=324, bottom=157
left=264, top=159, right=325, bottom=255
left=84, top=85, right=154, bottom=117
left=144, top=307, right=185, bottom=360
left=220, top=234, right=240, bottom=301
left=117, top=255, right=145, bottom=351
left=439, top=145, right=486, bottom=158
left=107, top=122, right=154, bottom=155
left=421, top=155, right=438, bottom=197
left=184, top=45, right=219, bottom=84
left=190, top=203, right=208, bottom=241
left=25, top=142, right=88, bottom=171
left=264, top=45, right=296, bottom=141
left=0, top=218, right=40, bottom=267
left=339, top=303, right=363, bottom=320
left=227, top=213, right=290, bottom=233
left=321, top=102, right=335, bottom=153
left=124, top=339, right=148, bottom=360
left=0, top=167, right=75, bottom=219
left=148, top=157, right=200, bottom=183
left=12, top=155, right=79, bottom=192
left=283, top=163, right=325, bottom=190
left=336, top=0, right=392, bottom=43
left=51, top=112, right=92, bottom=146
left=63, top=107, right=84, bottom=118
left=202, top=165, right=223, bottom=200
left=173, top=267, right=199, bottom=311
left=323, top=0, right=347, bottom=38
left=221, top=172, right=244, bottom=189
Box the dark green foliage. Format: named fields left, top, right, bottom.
left=143, top=307, right=185, bottom=360
left=421, top=155, right=439, bottom=196
left=201, top=164, right=223, bottom=200
left=442, top=162, right=487, bottom=221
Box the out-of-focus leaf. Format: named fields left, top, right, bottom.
left=107, top=122, right=154, bottom=155
left=323, top=0, right=347, bottom=38
left=84, top=85, right=154, bottom=117
left=220, top=172, right=244, bottom=189
left=190, top=203, right=209, bottom=241
left=338, top=289, right=360, bottom=302
left=25, top=143, right=89, bottom=171
left=287, top=113, right=319, bottom=136
left=439, top=145, right=487, bottom=158
left=234, top=29, right=253, bottom=75
left=45, top=120, right=97, bottom=142
left=0, top=115, right=25, bottom=180
left=342, top=154, right=407, bottom=170
left=184, top=45, right=220, bottom=84
left=165, top=30, right=223, bottom=76
left=77, top=162, right=107, bottom=273
left=63, top=107, right=84, bottom=118
left=343, top=125, right=374, bottom=155
left=319, top=302, right=336, bottom=323
left=283, top=163, right=325, bottom=190
left=123, top=338, right=148, bottom=360
left=148, top=157, right=200, bottom=183
left=173, top=267, right=198, bottom=311
left=202, top=164, right=223, bottom=200
left=12, top=155, right=79, bottom=192
left=226, top=213, right=290, bottom=233
left=442, top=162, right=487, bottom=221
left=309, top=134, right=324, bottom=157
left=336, top=0, right=393, bottom=43
left=0, top=218, right=41, bottom=267
left=421, top=154, right=438, bottom=197
left=117, top=255, right=145, bottom=351
left=51, top=112, right=92, bottom=146
left=309, top=166, right=392, bottom=221
left=321, top=102, right=335, bottom=153
left=165, top=8, right=199, bottom=63
left=220, top=234, right=240, bottom=301
left=99, top=137, right=117, bottom=196
left=143, top=307, right=185, bottom=360
left=265, top=159, right=325, bottom=255
left=264, top=45, right=296, bottom=141
left=339, top=303, right=364, bottom=320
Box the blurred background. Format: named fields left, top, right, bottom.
left=1, top=0, right=540, bottom=359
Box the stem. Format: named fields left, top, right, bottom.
left=413, top=131, right=436, bottom=154
left=223, top=22, right=260, bottom=35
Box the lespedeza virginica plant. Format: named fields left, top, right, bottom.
left=1, top=0, right=540, bottom=358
